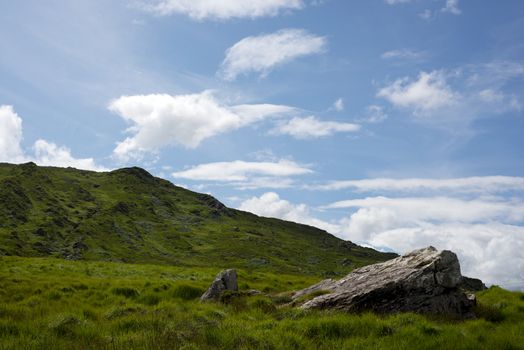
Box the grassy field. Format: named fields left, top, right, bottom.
left=1, top=256, right=523, bottom=350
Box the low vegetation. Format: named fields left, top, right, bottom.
left=1, top=256, right=523, bottom=350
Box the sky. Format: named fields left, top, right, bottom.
left=1, top=0, right=524, bottom=290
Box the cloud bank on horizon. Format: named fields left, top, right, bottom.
left=1, top=0, right=524, bottom=289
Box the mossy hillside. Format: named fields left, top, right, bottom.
left=0, top=162, right=395, bottom=276
left=0, top=256, right=523, bottom=350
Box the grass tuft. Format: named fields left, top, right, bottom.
left=111, top=287, right=140, bottom=298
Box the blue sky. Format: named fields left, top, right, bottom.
left=1, top=0, right=524, bottom=289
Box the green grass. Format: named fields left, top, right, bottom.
left=0, top=162, right=395, bottom=277
left=1, top=256, right=523, bottom=350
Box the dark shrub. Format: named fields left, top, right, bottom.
left=475, top=303, right=506, bottom=323
left=171, top=284, right=204, bottom=300
left=111, top=287, right=140, bottom=298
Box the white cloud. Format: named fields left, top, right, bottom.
left=0, top=105, right=26, bottom=163
left=108, top=91, right=295, bottom=160
left=238, top=192, right=339, bottom=233
left=419, top=9, right=432, bottom=20
left=377, top=64, right=524, bottom=127
left=441, top=0, right=461, bottom=15
left=360, top=105, right=388, bottom=123
left=235, top=177, right=524, bottom=289
left=171, top=159, right=311, bottom=181
left=271, top=116, right=360, bottom=139
left=332, top=196, right=524, bottom=290
left=32, top=140, right=105, bottom=171
left=333, top=98, right=344, bottom=111
left=384, top=0, right=412, bottom=4
left=0, top=105, right=105, bottom=171
left=313, top=176, right=524, bottom=193
left=138, top=0, right=304, bottom=20
left=328, top=196, right=524, bottom=224
left=219, top=29, right=327, bottom=81
left=478, top=89, right=505, bottom=103
left=232, top=177, right=298, bottom=190
left=381, top=49, right=424, bottom=60
left=385, top=0, right=461, bottom=17
left=377, top=71, right=458, bottom=116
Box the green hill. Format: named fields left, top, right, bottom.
left=0, top=162, right=395, bottom=276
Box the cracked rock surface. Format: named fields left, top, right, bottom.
left=300, top=246, right=477, bottom=317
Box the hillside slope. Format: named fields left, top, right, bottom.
left=0, top=162, right=396, bottom=276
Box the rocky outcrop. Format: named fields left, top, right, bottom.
left=292, top=279, right=337, bottom=300
left=200, top=269, right=238, bottom=301
left=460, top=276, right=487, bottom=292
left=300, top=247, right=478, bottom=318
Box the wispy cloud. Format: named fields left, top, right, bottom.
left=383, top=0, right=412, bottom=4
left=218, top=29, right=327, bottom=81
left=384, top=0, right=461, bottom=17
left=359, top=105, right=388, bottom=124
left=171, top=159, right=312, bottom=182
left=270, top=116, right=360, bottom=139
left=381, top=49, right=425, bottom=60
left=312, top=176, right=524, bottom=193
left=441, top=0, right=461, bottom=15
left=136, top=0, right=304, bottom=20
left=332, top=98, right=344, bottom=111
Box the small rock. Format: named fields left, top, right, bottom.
left=200, top=269, right=238, bottom=301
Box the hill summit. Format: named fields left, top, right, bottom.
left=0, top=162, right=396, bottom=276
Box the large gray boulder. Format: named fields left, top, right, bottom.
left=300, top=247, right=477, bottom=317
left=200, top=269, right=238, bottom=301
left=291, top=279, right=337, bottom=300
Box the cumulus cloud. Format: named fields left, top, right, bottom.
left=0, top=105, right=26, bottom=163
left=331, top=196, right=524, bottom=290
left=239, top=177, right=524, bottom=289
left=108, top=91, right=295, bottom=160
left=315, top=174, right=524, bottom=289
left=219, top=29, right=327, bottom=81
left=32, top=140, right=104, bottom=170
left=0, top=105, right=106, bottom=171
left=138, top=0, right=304, bottom=20
left=271, top=116, right=360, bottom=139
left=238, top=192, right=339, bottom=233
left=377, top=64, right=524, bottom=126
left=312, top=176, right=524, bottom=193
left=377, top=70, right=458, bottom=116
left=172, top=159, right=311, bottom=181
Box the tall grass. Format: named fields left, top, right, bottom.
left=0, top=256, right=523, bottom=349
